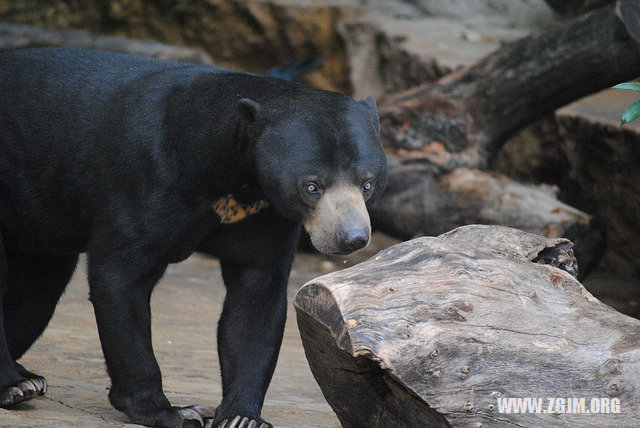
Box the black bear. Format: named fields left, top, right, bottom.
left=0, top=48, right=387, bottom=427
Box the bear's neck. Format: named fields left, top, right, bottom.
left=169, top=111, right=259, bottom=201
left=162, top=72, right=281, bottom=202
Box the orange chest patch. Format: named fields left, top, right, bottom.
left=212, top=194, right=269, bottom=224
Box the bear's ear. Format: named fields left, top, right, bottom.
left=361, top=96, right=380, bottom=135
left=237, top=98, right=262, bottom=124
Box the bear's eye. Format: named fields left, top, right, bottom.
left=306, top=182, right=320, bottom=194
left=363, top=180, right=373, bottom=193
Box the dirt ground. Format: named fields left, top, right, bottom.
left=0, top=247, right=374, bottom=428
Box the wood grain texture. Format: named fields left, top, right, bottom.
left=369, top=160, right=603, bottom=279
left=294, top=225, right=640, bottom=427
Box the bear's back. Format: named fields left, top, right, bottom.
left=0, top=48, right=225, bottom=125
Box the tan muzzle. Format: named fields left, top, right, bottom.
left=303, top=185, right=371, bottom=255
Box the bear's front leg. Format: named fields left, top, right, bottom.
left=88, top=256, right=215, bottom=428
left=214, top=260, right=291, bottom=428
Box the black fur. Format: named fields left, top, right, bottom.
left=0, top=48, right=386, bottom=427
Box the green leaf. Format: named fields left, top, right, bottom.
left=612, top=82, right=640, bottom=92
left=621, top=99, right=640, bottom=126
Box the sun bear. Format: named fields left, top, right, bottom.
left=0, top=48, right=387, bottom=427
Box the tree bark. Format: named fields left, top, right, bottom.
left=0, top=22, right=213, bottom=64
left=378, top=4, right=640, bottom=167
left=294, top=225, right=640, bottom=427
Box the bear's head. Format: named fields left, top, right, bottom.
left=238, top=90, right=387, bottom=255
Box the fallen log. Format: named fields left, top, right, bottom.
left=370, top=163, right=591, bottom=240
left=378, top=3, right=640, bottom=166
left=0, top=22, right=213, bottom=64
left=370, top=159, right=603, bottom=278
left=294, top=225, right=640, bottom=427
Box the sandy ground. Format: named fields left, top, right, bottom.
left=0, top=250, right=361, bottom=428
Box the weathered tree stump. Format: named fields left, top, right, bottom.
left=294, top=225, right=640, bottom=427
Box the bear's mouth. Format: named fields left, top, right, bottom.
left=304, top=185, right=371, bottom=255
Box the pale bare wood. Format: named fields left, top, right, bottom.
left=295, top=225, right=640, bottom=427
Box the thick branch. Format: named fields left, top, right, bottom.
left=368, top=163, right=603, bottom=278
left=379, top=4, right=640, bottom=168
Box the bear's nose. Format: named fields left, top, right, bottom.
left=336, top=227, right=369, bottom=254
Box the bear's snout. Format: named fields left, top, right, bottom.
left=304, top=185, right=371, bottom=255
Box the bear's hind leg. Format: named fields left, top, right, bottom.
left=3, top=252, right=79, bottom=360
left=2, top=251, right=79, bottom=405
left=0, top=238, right=48, bottom=405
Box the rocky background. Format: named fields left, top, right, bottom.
left=0, top=0, right=638, bottom=316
